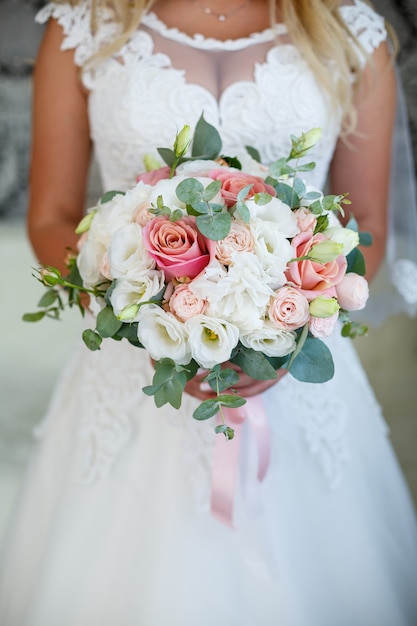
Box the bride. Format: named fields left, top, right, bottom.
left=1, top=0, right=417, bottom=624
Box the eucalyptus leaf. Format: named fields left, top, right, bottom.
left=254, top=192, right=272, bottom=206
left=273, top=183, right=294, bottom=207
left=202, top=180, right=222, bottom=201
left=237, top=184, right=253, bottom=202
left=234, top=201, right=250, bottom=223
left=231, top=345, right=277, bottom=380
left=96, top=305, right=123, bottom=338
left=176, top=178, right=204, bottom=204
left=82, top=329, right=102, bottom=351
left=296, top=161, right=316, bottom=172
left=288, top=336, right=334, bottom=383
left=196, top=212, right=232, bottom=240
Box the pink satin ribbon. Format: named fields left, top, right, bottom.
left=210, top=395, right=271, bottom=528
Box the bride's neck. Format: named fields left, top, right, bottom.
left=150, top=0, right=275, bottom=40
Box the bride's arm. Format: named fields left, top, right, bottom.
left=329, top=41, right=397, bottom=282
left=27, top=19, right=92, bottom=272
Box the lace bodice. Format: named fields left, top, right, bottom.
left=36, top=1, right=386, bottom=194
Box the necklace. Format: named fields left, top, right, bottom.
left=190, top=0, right=251, bottom=22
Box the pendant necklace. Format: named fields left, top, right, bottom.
left=191, top=0, right=251, bottom=22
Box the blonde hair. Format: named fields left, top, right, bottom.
left=59, top=0, right=394, bottom=134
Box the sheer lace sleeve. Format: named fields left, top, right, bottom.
left=340, top=0, right=387, bottom=57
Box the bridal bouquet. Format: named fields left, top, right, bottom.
left=25, top=115, right=370, bottom=438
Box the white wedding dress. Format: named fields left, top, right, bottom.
left=1, top=2, right=417, bottom=625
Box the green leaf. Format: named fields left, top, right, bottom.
left=234, top=201, right=250, bottom=223
left=296, top=161, right=316, bottom=172
left=66, top=262, right=84, bottom=289
left=254, top=192, right=272, bottom=205
left=100, top=190, right=124, bottom=204
left=313, top=214, right=329, bottom=235
left=37, top=289, right=58, bottom=308
left=175, top=178, right=204, bottom=204
left=22, top=311, right=47, bottom=322
left=346, top=247, right=366, bottom=275
left=245, top=145, right=261, bottom=163
left=161, top=378, right=184, bottom=409
left=214, top=424, right=235, bottom=440
left=359, top=231, right=372, bottom=247
left=196, top=212, right=232, bottom=240
left=288, top=336, right=334, bottom=383
left=202, top=180, right=222, bottom=201
left=293, top=178, right=306, bottom=197
left=237, top=184, right=253, bottom=202
left=273, top=182, right=294, bottom=207
left=269, top=158, right=295, bottom=179
left=191, top=113, right=222, bottom=160
left=231, top=345, right=277, bottom=380
left=220, top=155, right=242, bottom=170
left=82, top=329, right=103, bottom=351
left=157, top=147, right=176, bottom=168
left=96, top=305, right=123, bottom=338
left=192, top=394, right=246, bottom=421
left=113, top=321, right=142, bottom=346
left=203, top=367, right=240, bottom=393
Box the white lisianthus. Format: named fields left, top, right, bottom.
left=192, top=252, right=274, bottom=331
left=108, top=223, right=155, bottom=279
left=148, top=176, right=188, bottom=213
left=250, top=219, right=294, bottom=288
left=246, top=196, right=300, bottom=238
left=111, top=272, right=165, bottom=321
left=324, top=226, right=359, bottom=255
left=77, top=238, right=107, bottom=287
left=137, top=306, right=191, bottom=365
left=185, top=315, right=239, bottom=369
left=176, top=160, right=221, bottom=177
left=240, top=322, right=296, bottom=358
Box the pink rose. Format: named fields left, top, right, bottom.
left=136, top=166, right=171, bottom=186
left=286, top=231, right=347, bottom=301
left=269, top=285, right=310, bottom=330
left=169, top=283, right=207, bottom=321
left=309, top=312, right=339, bottom=338
left=142, top=216, right=210, bottom=281
left=208, top=169, right=276, bottom=207
left=294, top=207, right=317, bottom=232
left=133, top=201, right=153, bottom=227
left=214, top=222, right=255, bottom=265
left=336, top=273, right=369, bottom=311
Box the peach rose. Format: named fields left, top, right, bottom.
left=136, top=166, right=171, bottom=185
left=336, top=273, right=369, bottom=311
left=286, top=231, right=347, bottom=301
left=214, top=222, right=255, bottom=265
left=142, top=216, right=210, bottom=281
left=208, top=169, right=276, bottom=207
left=169, top=283, right=207, bottom=321
left=133, top=201, right=153, bottom=227
left=294, top=207, right=317, bottom=232
left=309, top=312, right=339, bottom=338
left=269, top=285, right=310, bottom=330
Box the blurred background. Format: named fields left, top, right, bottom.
left=0, top=0, right=416, bottom=539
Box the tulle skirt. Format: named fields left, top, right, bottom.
left=1, top=331, right=417, bottom=626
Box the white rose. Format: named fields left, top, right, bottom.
left=324, top=226, right=359, bottom=255
left=108, top=223, right=155, bottom=280
left=240, top=322, right=296, bottom=357
left=250, top=219, right=294, bottom=288
left=194, top=253, right=274, bottom=332
left=111, top=272, right=165, bottom=321
left=246, top=196, right=300, bottom=238
left=137, top=305, right=191, bottom=365
left=185, top=315, right=239, bottom=369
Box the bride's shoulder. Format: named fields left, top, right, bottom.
left=35, top=1, right=119, bottom=67
left=338, top=0, right=388, bottom=54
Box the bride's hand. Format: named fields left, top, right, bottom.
left=183, top=363, right=287, bottom=401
